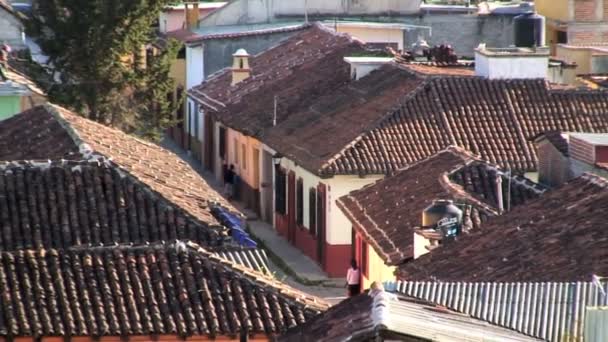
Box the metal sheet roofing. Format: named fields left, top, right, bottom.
left=386, top=280, right=608, bottom=342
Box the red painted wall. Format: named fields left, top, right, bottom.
left=596, top=146, right=608, bottom=163
left=324, top=242, right=352, bottom=278
left=275, top=213, right=288, bottom=237
left=295, top=226, right=318, bottom=262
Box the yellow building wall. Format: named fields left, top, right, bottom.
left=536, top=0, right=571, bottom=22
left=225, top=128, right=262, bottom=192
left=556, top=45, right=593, bottom=74
left=170, top=58, right=186, bottom=89
left=361, top=245, right=396, bottom=290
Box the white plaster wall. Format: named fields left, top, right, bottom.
left=326, top=175, right=383, bottom=245
left=278, top=158, right=323, bottom=230
left=273, top=0, right=420, bottom=16
left=475, top=54, right=549, bottom=79
left=201, top=0, right=420, bottom=26
left=276, top=156, right=382, bottom=245
left=336, top=26, right=405, bottom=50
left=186, top=45, right=204, bottom=90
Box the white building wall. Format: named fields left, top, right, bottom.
left=475, top=54, right=549, bottom=79
left=186, top=45, right=205, bottom=90
left=325, top=175, right=382, bottom=245
left=201, top=0, right=420, bottom=26
left=278, top=158, right=324, bottom=230
left=277, top=156, right=383, bottom=245
left=335, top=26, right=405, bottom=50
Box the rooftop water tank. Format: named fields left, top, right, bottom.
left=514, top=12, right=546, bottom=48
left=422, top=200, right=463, bottom=238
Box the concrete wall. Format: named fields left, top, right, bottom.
left=591, top=54, right=608, bottom=73
left=0, top=8, right=24, bottom=49
left=325, top=175, right=382, bottom=245
left=537, top=140, right=571, bottom=187
left=335, top=25, right=404, bottom=50
left=202, top=31, right=299, bottom=78
left=201, top=0, right=420, bottom=26
left=402, top=14, right=516, bottom=57
left=186, top=45, right=204, bottom=89
left=535, top=0, right=571, bottom=22
left=570, top=158, right=608, bottom=179
left=475, top=54, right=549, bottom=79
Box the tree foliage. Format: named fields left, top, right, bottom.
left=29, top=0, right=182, bottom=140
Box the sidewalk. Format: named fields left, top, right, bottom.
left=160, top=138, right=345, bottom=300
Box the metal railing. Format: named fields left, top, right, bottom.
left=385, top=280, right=608, bottom=342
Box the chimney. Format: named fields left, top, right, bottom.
left=474, top=45, right=550, bottom=80
left=495, top=173, right=504, bottom=214
left=185, top=1, right=200, bottom=30
left=232, top=49, right=251, bottom=86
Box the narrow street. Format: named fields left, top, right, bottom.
left=160, top=138, right=347, bottom=304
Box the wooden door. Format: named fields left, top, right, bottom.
left=204, top=114, right=214, bottom=171
left=316, top=183, right=326, bottom=267
left=287, top=171, right=297, bottom=244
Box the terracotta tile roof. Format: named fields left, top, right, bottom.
left=188, top=23, right=366, bottom=138
left=336, top=147, right=544, bottom=265
left=185, top=22, right=309, bottom=43
left=0, top=161, right=228, bottom=250
left=325, top=77, right=608, bottom=175
left=0, top=241, right=327, bottom=338
left=398, top=61, right=475, bottom=76
left=398, top=173, right=608, bottom=282
left=0, top=104, right=235, bottom=226
left=278, top=290, right=539, bottom=342
left=264, top=64, right=424, bottom=174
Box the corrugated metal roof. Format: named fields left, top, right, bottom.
left=386, top=280, right=608, bottom=341
left=214, top=248, right=272, bottom=275
left=383, top=293, right=541, bottom=341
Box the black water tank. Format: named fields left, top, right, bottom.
left=422, top=200, right=463, bottom=238
left=514, top=12, right=546, bottom=47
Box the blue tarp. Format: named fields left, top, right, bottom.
left=212, top=206, right=257, bottom=248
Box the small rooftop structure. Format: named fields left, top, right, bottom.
left=475, top=45, right=550, bottom=79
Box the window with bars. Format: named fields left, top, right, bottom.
left=296, top=178, right=303, bottom=226
left=275, top=169, right=287, bottom=215
left=309, top=187, right=316, bottom=235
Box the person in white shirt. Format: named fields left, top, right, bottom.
left=345, top=259, right=361, bottom=297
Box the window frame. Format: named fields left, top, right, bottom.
left=309, top=187, right=316, bottom=235
left=275, top=168, right=287, bottom=215
left=296, top=178, right=304, bottom=226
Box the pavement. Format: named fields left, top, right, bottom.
left=161, top=138, right=347, bottom=304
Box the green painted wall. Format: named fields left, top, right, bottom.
left=0, top=96, right=21, bottom=121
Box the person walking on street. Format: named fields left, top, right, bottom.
left=223, top=164, right=235, bottom=200
left=345, top=259, right=361, bottom=297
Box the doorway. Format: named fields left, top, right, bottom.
left=287, top=171, right=297, bottom=244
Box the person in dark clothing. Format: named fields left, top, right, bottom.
left=345, top=259, right=361, bottom=297
left=223, top=164, right=235, bottom=199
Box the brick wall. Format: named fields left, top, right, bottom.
left=604, top=0, right=608, bottom=19
left=569, top=30, right=603, bottom=44
left=574, top=0, right=599, bottom=21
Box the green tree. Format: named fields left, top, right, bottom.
left=29, top=0, right=182, bottom=140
